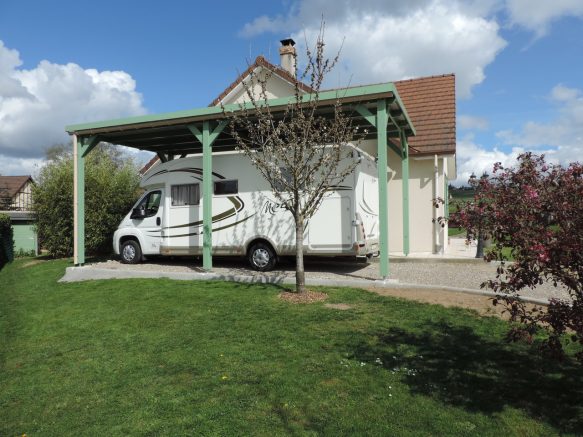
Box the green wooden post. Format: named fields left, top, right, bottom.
left=401, top=131, right=410, bottom=256
left=75, top=137, right=85, bottom=265
left=74, top=135, right=100, bottom=266
left=444, top=175, right=449, bottom=218
left=202, top=120, right=212, bottom=270
left=377, top=99, right=389, bottom=278
left=187, top=120, right=227, bottom=271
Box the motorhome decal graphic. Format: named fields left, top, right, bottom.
left=165, top=214, right=255, bottom=238
left=143, top=169, right=168, bottom=182
left=262, top=200, right=286, bottom=216
left=143, top=167, right=227, bottom=183
left=327, top=185, right=352, bottom=191
left=360, top=185, right=378, bottom=216
left=165, top=196, right=244, bottom=230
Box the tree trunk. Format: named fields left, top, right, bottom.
left=295, top=215, right=306, bottom=293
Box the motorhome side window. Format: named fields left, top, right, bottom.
left=214, top=180, right=238, bottom=195
left=171, top=184, right=200, bottom=206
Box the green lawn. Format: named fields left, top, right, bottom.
left=1, top=259, right=582, bottom=436
left=448, top=226, right=466, bottom=237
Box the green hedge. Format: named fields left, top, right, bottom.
left=32, top=145, right=141, bottom=257
left=0, top=213, right=14, bottom=268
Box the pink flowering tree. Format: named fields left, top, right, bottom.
left=453, top=153, right=583, bottom=362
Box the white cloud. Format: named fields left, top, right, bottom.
left=550, top=84, right=580, bottom=102
left=496, top=84, right=583, bottom=165
left=452, top=134, right=527, bottom=186
left=0, top=154, right=44, bottom=178
left=0, top=40, right=146, bottom=175
left=241, top=0, right=507, bottom=98
left=459, top=115, right=489, bottom=131
left=505, top=0, right=583, bottom=37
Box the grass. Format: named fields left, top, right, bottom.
left=448, top=226, right=465, bottom=237
left=1, top=258, right=582, bottom=436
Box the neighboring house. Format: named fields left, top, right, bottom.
left=0, top=176, right=38, bottom=255
left=140, top=40, right=456, bottom=255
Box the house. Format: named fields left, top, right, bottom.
left=140, top=40, right=456, bottom=256
left=66, top=38, right=456, bottom=275
left=0, top=175, right=39, bottom=255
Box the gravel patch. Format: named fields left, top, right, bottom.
left=90, top=257, right=570, bottom=302
left=279, top=290, right=328, bottom=304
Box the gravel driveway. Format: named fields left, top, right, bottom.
left=92, top=256, right=570, bottom=302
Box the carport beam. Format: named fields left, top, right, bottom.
left=377, top=99, right=389, bottom=278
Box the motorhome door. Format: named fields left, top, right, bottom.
left=131, top=189, right=163, bottom=254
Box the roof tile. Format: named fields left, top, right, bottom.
left=395, top=74, right=456, bottom=155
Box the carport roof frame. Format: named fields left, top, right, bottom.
left=65, top=82, right=415, bottom=138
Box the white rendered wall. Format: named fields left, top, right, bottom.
left=359, top=140, right=449, bottom=255
left=222, top=70, right=297, bottom=105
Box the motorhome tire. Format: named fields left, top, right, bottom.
left=120, top=240, right=142, bottom=264
left=248, top=242, right=276, bottom=271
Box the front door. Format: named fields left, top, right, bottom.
left=132, top=189, right=163, bottom=254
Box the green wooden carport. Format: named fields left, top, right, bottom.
left=65, top=82, right=415, bottom=278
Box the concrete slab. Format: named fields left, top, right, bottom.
left=59, top=265, right=549, bottom=306
left=60, top=266, right=399, bottom=289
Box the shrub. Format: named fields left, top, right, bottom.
left=0, top=213, right=14, bottom=268
left=32, top=144, right=142, bottom=257
left=453, top=153, right=583, bottom=362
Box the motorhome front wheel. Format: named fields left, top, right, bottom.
left=120, top=240, right=142, bottom=264
left=248, top=242, right=276, bottom=271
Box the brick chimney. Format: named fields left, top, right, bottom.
left=279, top=38, right=296, bottom=77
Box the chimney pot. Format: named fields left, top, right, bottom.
left=279, top=38, right=297, bottom=77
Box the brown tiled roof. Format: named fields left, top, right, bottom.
left=209, top=55, right=313, bottom=106
left=0, top=175, right=32, bottom=199
left=140, top=155, right=160, bottom=175
left=394, top=74, right=456, bottom=155
left=211, top=64, right=456, bottom=155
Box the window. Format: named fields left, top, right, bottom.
left=132, top=190, right=161, bottom=218
left=171, top=184, right=199, bottom=206
left=214, top=179, right=238, bottom=195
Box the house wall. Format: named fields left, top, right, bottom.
left=359, top=140, right=449, bottom=254
left=223, top=70, right=298, bottom=105
left=11, top=181, right=33, bottom=211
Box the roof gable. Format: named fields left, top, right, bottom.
left=0, top=176, right=33, bottom=199
left=212, top=62, right=456, bottom=155
left=210, top=56, right=313, bottom=107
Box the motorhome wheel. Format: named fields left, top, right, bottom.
left=120, top=240, right=142, bottom=264
left=248, top=242, right=276, bottom=271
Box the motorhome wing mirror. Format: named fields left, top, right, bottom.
left=131, top=207, right=146, bottom=219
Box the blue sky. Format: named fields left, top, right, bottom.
left=1, top=0, right=582, bottom=184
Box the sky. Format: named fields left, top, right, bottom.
left=0, top=0, right=582, bottom=185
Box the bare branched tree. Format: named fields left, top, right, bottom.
left=224, top=24, right=361, bottom=293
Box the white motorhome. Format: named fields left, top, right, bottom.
left=113, top=147, right=379, bottom=270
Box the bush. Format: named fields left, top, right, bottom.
left=32, top=144, right=142, bottom=257
left=14, top=248, right=36, bottom=258
left=0, top=213, right=14, bottom=268
left=453, top=153, right=583, bottom=362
